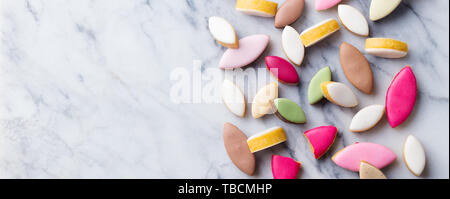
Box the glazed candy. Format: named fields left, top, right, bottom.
left=350, top=105, right=385, bottom=132
left=265, top=56, right=299, bottom=85
left=308, top=67, right=331, bottom=104
left=386, top=66, right=416, bottom=128
left=275, top=0, right=305, bottom=28
left=338, top=5, right=369, bottom=37
left=223, top=123, right=255, bottom=176
left=321, top=81, right=358, bottom=108
left=252, top=82, right=278, bottom=118
left=315, top=0, right=341, bottom=11
left=236, top=0, right=278, bottom=17
left=272, top=155, right=301, bottom=179
left=247, top=126, right=287, bottom=153
left=219, top=34, right=270, bottom=69
left=273, top=98, right=306, bottom=124
left=300, top=18, right=340, bottom=47
left=221, top=79, right=246, bottom=117
left=365, top=38, right=408, bottom=59
left=359, top=161, right=387, bottom=179
left=403, top=135, right=426, bottom=176
left=282, top=26, right=305, bottom=66
left=370, top=0, right=401, bottom=21
left=208, top=16, right=239, bottom=48
left=340, top=42, right=373, bottom=94
left=304, top=126, right=337, bottom=159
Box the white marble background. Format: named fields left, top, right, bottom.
left=0, top=0, right=448, bottom=179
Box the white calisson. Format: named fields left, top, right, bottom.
left=338, top=4, right=369, bottom=36
left=221, top=79, right=246, bottom=117
left=321, top=81, right=358, bottom=108
left=281, top=26, right=305, bottom=66
left=349, top=105, right=385, bottom=132
left=208, top=16, right=238, bottom=48
left=403, top=135, right=426, bottom=176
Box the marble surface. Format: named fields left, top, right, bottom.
left=0, top=0, right=448, bottom=179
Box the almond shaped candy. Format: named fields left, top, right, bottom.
left=386, top=66, right=416, bottom=128
left=304, top=126, right=337, bottom=159
left=221, top=79, right=246, bottom=117
left=332, top=142, right=396, bottom=172
left=359, top=161, right=387, bottom=179
left=300, top=18, right=340, bottom=47
left=272, top=155, right=301, bottom=179
left=315, top=0, right=341, bottom=11
left=223, top=123, right=255, bottom=176
left=350, top=105, right=385, bottom=132
left=308, top=66, right=331, bottom=104
left=236, top=0, right=278, bottom=17
left=208, top=16, right=239, bottom=48
left=247, top=126, right=286, bottom=153
left=370, top=0, right=401, bottom=21
left=340, top=42, right=373, bottom=94
left=219, top=34, right=270, bottom=69
left=265, top=56, right=299, bottom=85
left=252, top=82, right=278, bottom=118
left=273, top=98, right=306, bottom=124
left=275, top=0, right=305, bottom=28
left=365, top=38, right=408, bottom=58
left=403, top=135, right=426, bottom=176
left=321, top=81, right=358, bottom=108
left=338, top=5, right=369, bottom=37
left=282, top=26, right=305, bottom=66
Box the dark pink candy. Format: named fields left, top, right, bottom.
left=265, top=56, right=299, bottom=84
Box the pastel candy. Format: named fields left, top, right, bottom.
left=315, top=0, right=341, bottom=11
left=219, top=34, right=270, bottom=69
left=282, top=26, right=305, bottom=66
left=332, top=142, right=397, bottom=172
left=339, top=42, right=373, bottom=94
left=252, top=82, right=278, bottom=118
left=308, top=67, right=331, bottom=104
left=300, top=18, right=340, bottom=47
left=265, top=56, right=299, bottom=85
left=304, top=126, right=337, bottom=159
left=223, top=123, right=255, bottom=176
left=359, top=161, right=387, bottom=179
left=365, top=38, right=408, bottom=59
left=350, top=105, right=385, bottom=132
left=236, top=0, right=278, bottom=17
left=321, top=81, right=358, bottom=108
left=221, top=79, right=246, bottom=117
left=338, top=5, right=369, bottom=37
left=370, top=0, right=401, bottom=21
left=275, top=0, right=305, bottom=28
left=273, top=98, right=306, bottom=124
left=247, top=126, right=287, bottom=153
left=403, top=135, right=426, bottom=176
left=272, top=155, right=301, bottom=179
left=208, top=16, right=239, bottom=48
left=386, top=66, right=416, bottom=128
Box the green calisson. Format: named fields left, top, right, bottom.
left=308, top=66, right=332, bottom=104
left=273, top=98, right=306, bottom=124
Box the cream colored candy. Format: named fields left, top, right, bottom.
left=252, top=82, right=278, bottom=118
left=359, top=161, right=387, bottom=179
left=321, top=81, right=358, bottom=108
left=208, top=16, right=238, bottom=48
left=403, top=135, right=426, bottom=176
left=365, top=38, right=408, bottom=58
left=236, top=0, right=278, bottom=18
left=222, top=79, right=246, bottom=117
left=338, top=5, right=369, bottom=37
left=282, top=26, right=305, bottom=66
left=350, top=105, right=385, bottom=132
left=370, top=0, right=401, bottom=21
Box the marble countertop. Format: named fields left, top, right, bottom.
left=0, top=0, right=448, bottom=179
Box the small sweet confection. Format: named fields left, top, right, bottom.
left=332, top=142, right=397, bottom=172
left=272, top=155, right=301, bottom=179
left=308, top=67, right=331, bottom=104
left=282, top=26, right=305, bottom=66
left=252, top=82, right=278, bottom=118
left=221, top=79, right=246, bottom=117
left=275, top=0, right=305, bottom=28
left=369, top=0, right=402, bottom=21
left=247, top=126, right=287, bottom=153
left=303, top=126, right=337, bottom=159
left=272, top=98, right=306, bottom=124
left=236, top=0, right=278, bottom=17
left=403, top=135, right=426, bottom=176
left=365, top=38, right=408, bottom=58
left=320, top=81, right=358, bottom=108
left=219, top=34, right=270, bottom=69
left=315, top=0, right=341, bottom=11
left=338, top=5, right=369, bottom=37
left=359, top=161, right=387, bottom=179
left=265, top=56, right=299, bottom=85
left=223, top=123, right=256, bottom=176
left=300, top=18, right=340, bottom=47
left=349, top=105, right=385, bottom=132
left=339, top=42, right=373, bottom=94
left=208, top=16, right=239, bottom=48
left=386, top=66, right=416, bottom=128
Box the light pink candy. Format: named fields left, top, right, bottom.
left=386, top=66, right=417, bottom=128
left=315, top=0, right=341, bottom=11
left=332, top=142, right=397, bottom=172
left=219, top=34, right=270, bottom=69
left=272, top=155, right=301, bottom=179
left=304, top=126, right=337, bottom=159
